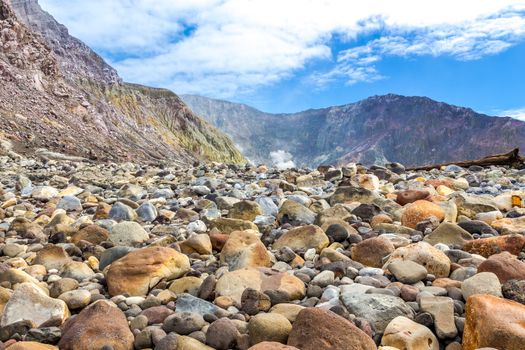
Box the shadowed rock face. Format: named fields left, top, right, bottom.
left=182, top=93, right=525, bottom=167
left=0, top=0, right=244, bottom=164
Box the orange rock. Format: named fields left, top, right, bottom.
left=463, top=294, right=525, bottom=350
left=248, top=342, right=299, bottom=350
left=401, top=200, right=445, bottom=229
left=432, top=278, right=462, bottom=289
left=464, top=234, right=525, bottom=258
left=370, top=214, right=393, bottom=228
left=425, top=178, right=454, bottom=189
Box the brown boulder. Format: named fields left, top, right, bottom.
left=228, top=200, right=263, bottom=221
left=287, top=308, right=377, bottom=350
left=464, top=234, right=525, bottom=258
left=477, top=251, right=525, bottom=283
left=58, top=300, right=134, bottom=350
left=71, top=225, right=109, bottom=245
left=351, top=237, right=395, bottom=268
left=401, top=200, right=445, bottom=229
left=105, top=246, right=190, bottom=296
left=463, top=294, right=525, bottom=350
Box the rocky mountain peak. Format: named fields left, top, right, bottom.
left=10, top=0, right=121, bottom=85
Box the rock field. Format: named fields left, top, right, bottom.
left=1, top=154, right=525, bottom=349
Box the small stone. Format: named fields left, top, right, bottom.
left=162, top=311, right=206, bottom=335
left=220, top=230, right=271, bottom=270
left=206, top=318, right=240, bottom=349
left=58, top=289, right=92, bottom=309
left=277, top=200, right=316, bottom=226
left=273, top=225, right=329, bottom=253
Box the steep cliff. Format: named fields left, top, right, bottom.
left=0, top=0, right=244, bottom=164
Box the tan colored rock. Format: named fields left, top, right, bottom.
left=105, top=246, right=190, bottom=296
left=423, top=222, right=473, bottom=248
left=180, top=233, right=213, bottom=255
left=381, top=316, right=439, bottom=350
left=269, top=303, right=305, bottom=323
left=287, top=308, right=377, bottom=350
left=228, top=200, right=263, bottom=221
left=33, top=245, right=71, bottom=270
left=220, top=230, right=271, bottom=270
left=401, top=200, right=445, bottom=229
left=210, top=217, right=259, bottom=234
left=420, top=296, right=457, bottom=339
left=169, top=276, right=203, bottom=296
left=248, top=313, right=292, bottom=345
left=273, top=225, right=329, bottom=253
left=177, top=336, right=214, bottom=350
left=215, top=268, right=305, bottom=306
left=383, top=242, right=451, bottom=278
left=58, top=300, right=134, bottom=350
left=463, top=294, right=525, bottom=350
left=0, top=282, right=69, bottom=327
left=490, top=216, right=525, bottom=235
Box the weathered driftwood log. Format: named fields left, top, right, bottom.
left=407, top=148, right=524, bottom=171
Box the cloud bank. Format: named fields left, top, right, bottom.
left=40, top=0, right=525, bottom=97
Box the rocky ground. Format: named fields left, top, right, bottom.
left=1, top=153, right=525, bottom=350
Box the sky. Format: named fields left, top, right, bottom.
left=39, top=0, right=525, bottom=117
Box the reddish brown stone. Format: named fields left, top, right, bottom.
left=140, top=305, right=173, bottom=324
left=477, top=251, right=525, bottom=283
left=351, top=237, right=395, bottom=268
left=58, top=300, right=134, bottom=350
left=396, top=190, right=430, bottom=205
left=464, top=234, right=525, bottom=258
left=287, top=308, right=377, bottom=350
left=210, top=232, right=230, bottom=251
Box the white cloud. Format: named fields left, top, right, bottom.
left=39, top=0, right=525, bottom=96
left=499, top=107, right=525, bottom=121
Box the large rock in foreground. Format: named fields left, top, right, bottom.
left=287, top=308, right=377, bottom=350
left=463, top=294, right=525, bottom=350
left=216, top=268, right=306, bottom=306
left=0, top=282, right=69, bottom=327
left=105, top=246, right=190, bottom=296
left=58, top=300, right=134, bottom=350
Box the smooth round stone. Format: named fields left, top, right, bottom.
left=58, top=289, right=91, bottom=309
left=136, top=202, right=157, bottom=222
left=387, top=260, right=428, bottom=284
left=461, top=272, right=502, bottom=300
left=187, top=220, right=207, bottom=234
left=57, top=195, right=82, bottom=211
left=311, top=270, right=335, bottom=287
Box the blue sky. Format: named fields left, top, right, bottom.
left=40, top=0, right=525, bottom=117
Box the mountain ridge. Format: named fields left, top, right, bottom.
left=182, top=93, right=525, bottom=167
left=0, top=0, right=244, bottom=164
